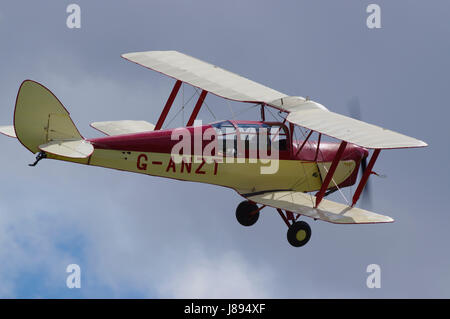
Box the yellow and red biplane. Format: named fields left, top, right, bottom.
left=0, top=51, right=427, bottom=247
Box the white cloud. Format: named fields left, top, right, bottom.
left=156, top=250, right=274, bottom=298
left=0, top=197, right=82, bottom=297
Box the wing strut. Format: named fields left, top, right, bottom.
left=155, top=80, right=182, bottom=130
left=314, top=133, right=322, bottom=161
left=187, top=90, right=207, bottom=126
left=352, top=149, right=381, bottom=206
left=315, top=141, right=348, bottom=207
left=295, top=130, right=313, bottom=157
left=276, top=208, right=291, bottom=227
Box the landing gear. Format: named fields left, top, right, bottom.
left=287, top=221, right=311, bottom=247
left=234, top=201, right=312, bottom=247
left=235, top=201, right=260, bottom=226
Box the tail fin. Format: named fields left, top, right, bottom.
left=12, top=80, right=92, bottom=158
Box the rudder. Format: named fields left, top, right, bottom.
left=13, top=80, right=84, bottom=154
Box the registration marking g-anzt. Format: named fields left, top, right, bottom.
left=137, top=153, right=220, bottom=176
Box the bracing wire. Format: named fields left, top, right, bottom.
left=296, top=126, right=350, bottom=205
left=226, top=100, right=236, bottom=120
left=182, top=83, right=185, bottom=125
left=233, top=103, right=260, bottom=117
left=192, top=88, right=216, bottom=121
left=164, top=89, right=197, bottom=129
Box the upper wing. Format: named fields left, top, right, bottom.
left=122, top=50, right=427, bottom=149
left=122, top=50, right=287, bottom=103
left=90, top=120, right=155, bottom=136
left=245, top=190, right=393, bottom=224
left=284, top=100, right=427, bottom=149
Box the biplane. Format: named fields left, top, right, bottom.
left=0, top=51, right=427, bottom=247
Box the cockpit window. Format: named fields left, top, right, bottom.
left=212, top=121, right=236, bottom=157
left=211, top=122, right=289, bottom=158
left=211, top=120, right=234, bottom=132
left=237, top=124, right=259, bottom=154
left=266, top=124, right=288, bottom=151
left=237, top=123, right=289, bottom=154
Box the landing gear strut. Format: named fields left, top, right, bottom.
left=235, top=201, right=312, bottom=247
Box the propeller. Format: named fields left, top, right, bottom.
left=348, top=97, right=372, bottom=209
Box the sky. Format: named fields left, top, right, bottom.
left=0, top=0, right=449, bottom=298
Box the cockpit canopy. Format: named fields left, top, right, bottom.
left=211, top=120, right=288, bottom=157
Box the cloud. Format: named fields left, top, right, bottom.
left=156, top=250, right=274, bottom=298
left=0, top=195, right=83, bottom=297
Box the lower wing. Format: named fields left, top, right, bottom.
left=242, top=190, right=393, bottom=224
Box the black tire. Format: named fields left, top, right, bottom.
left=235, top=201, right=259, bottom=226
left=287, top=221, right=311, bottom=247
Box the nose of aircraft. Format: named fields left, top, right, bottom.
left=339, top=143, right=369, bottom=188
left=344, top=143, right=369, bottom=172
left=319, top=142, right=369, bottom=189
left=292, top=140, right=368, bottom=163
left=351, top=145, right=369, bottom=162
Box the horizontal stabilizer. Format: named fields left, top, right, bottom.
left=0, top=125, right=16, bottom=138
left=246, top=190, right=394, bottom=224
left=39, top=139, right=94, bottom=159
left=90, top=120, right=155, bottom=136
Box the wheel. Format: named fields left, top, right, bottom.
left=287, top=221, right=311, bottom=247
left=235, top=201, right=259, bottom=226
